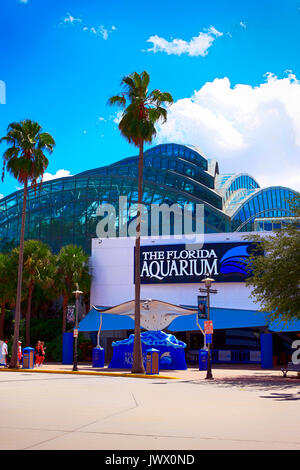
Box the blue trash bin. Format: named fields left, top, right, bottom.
left=199, top=349, right=208, bottom=371
left=22, top=347, right=35, bottom=369
left=92, top=347, right=105, bottom=367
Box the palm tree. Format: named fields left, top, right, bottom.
left=16, top=240, right=54, bottom=346
left=55, top=245, right=90, bottom=334
left=108, top=71, right=173, bottom=373
left=0, top=120, right=55, bottom=367
left=0, top=253, right=16, bottom=339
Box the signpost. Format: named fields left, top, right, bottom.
left=72, top=284, right=83, bottom=372
left=199, top=275, right=218, bottom=380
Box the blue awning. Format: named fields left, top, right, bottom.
left=169, top=309, right=300, bottom=332
left=168, top=307, right=268, bottom=331
left=79, top=306, right=300, bottom=333
left=78, top=307, right=135, bottom=332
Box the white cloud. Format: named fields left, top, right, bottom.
left=61, top=13, right=82, bottom=25
left=60, top=13, right=116, bottom=40
left=19, top=0, right=28, bottom=3
left=156, top=72, right=300, bottom=191
left=239, top=21, right=247, bottom=29
left=42, top=170, right=72, bottom=182
left=83, top=24, right=116, bottom=40
left=0, top=194, right=3, bottom=199
left=146, top=26, right=223, bottom=57
left=99, top=26, right=109, bottom=40
left=113, top=111, right=123, bottom=124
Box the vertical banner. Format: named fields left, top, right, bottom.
left=67, top=305, right=75, bottom=324
left=197, top=295, right=208, bottom=319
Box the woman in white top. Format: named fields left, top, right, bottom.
left=1, top=340, right=8, bottom=367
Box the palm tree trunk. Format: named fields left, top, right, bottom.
left=10, top=177, right=28, bottom=368
left=25, top=280, right=34, bottom=347
left=0, top=303, right=5, bottom=339
left=132, top=138, right=145, bottom=374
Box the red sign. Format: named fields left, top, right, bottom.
left=204, top=321, right=213, bottom=334
left=73, top=329, right=78, bottom=338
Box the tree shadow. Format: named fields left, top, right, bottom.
left=259, top=391, right=300, bottom=401
left=181, top=374, right=300, bottom=392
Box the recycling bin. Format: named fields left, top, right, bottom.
left=92, top=347, right=105, bottom=367
left=146, top=348, right=160, bottom=375
left=199, top=349, right=208, bottom=371
left=22, top=347, right=35, bottom=369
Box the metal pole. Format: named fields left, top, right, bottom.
left=73, top=292, right=79, bottom=372
left=96, top=313, right=103, bottom=348
left=200, top=274, right=217, bottom=379
left=72, top=285, right=83, bottom=372
left=196, top=314, right=207, bottom=349
left=205, top=285, right=213, bottom=380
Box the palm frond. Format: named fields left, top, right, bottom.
left=132, top=72, right=142, bottom=89
left=149, top=90, right=174, bottom=106
left=1, top=119, right=53, bottom=184
left=121, top=75, right=136, bottom=90
left=140, top=71, right=150, bottom=90
left=107, top=95, right=126, bottom=108
left=38, top=133, right=55, bottom=152
left=109, top=71, right=173, bottom=147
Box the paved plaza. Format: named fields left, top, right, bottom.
left=1, top=364, right=300, bottom=450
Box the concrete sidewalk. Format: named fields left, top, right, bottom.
left=2, top=361, right=299, bottom=384
left=1, top=363, right=300, bottom=449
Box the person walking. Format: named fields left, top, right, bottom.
left=2, top=339, right=8, bottom=367
left=35, top=341, right=41, bottom=366
left=40, top=341, right=46, bottom=366
left=0, top=340, right=4, bottom=366
left=18, top=341, right=22, bottom=366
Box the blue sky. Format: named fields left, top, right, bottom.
left=0, top=0, right=300, bottom=196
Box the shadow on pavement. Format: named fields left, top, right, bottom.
left=174, top=374, right=300, bottom=392
left=259, top=391, right=300, bottom=401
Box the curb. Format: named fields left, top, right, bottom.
left=0, top=368, right=179, bottom=380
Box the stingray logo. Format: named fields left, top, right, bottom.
left=220, top=245, right=252, bottom=277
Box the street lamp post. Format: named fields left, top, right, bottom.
left=72, top=283, right=83, bottom=372
left=199, top=274, right=218, bottom=380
